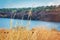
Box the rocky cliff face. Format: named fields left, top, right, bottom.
left=0, top=6, right=60, bottom=22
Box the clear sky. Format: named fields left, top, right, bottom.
left=0, top=0, right=60, bottom=8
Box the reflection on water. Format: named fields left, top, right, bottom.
left=0, top=18, right=60, bottom=30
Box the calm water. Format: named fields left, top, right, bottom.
left=0, top=18, right=60, bottom=30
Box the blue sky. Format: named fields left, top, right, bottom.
left=0, top=0, right=60, bottom=8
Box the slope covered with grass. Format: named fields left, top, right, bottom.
left=0, top=27, right=60, bottom=40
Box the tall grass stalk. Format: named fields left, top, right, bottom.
left=26, top=7, right=32, bottom=30
left=10, top=19, right=12, bottom=29
left=10, top=10, right=17, bottom=40
left=20, top=16, right=24, bottom=26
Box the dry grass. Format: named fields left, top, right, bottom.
left=0, top=27, right=60, bottom=40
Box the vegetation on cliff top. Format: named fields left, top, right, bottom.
left=0, top=5, right=60, bottom=22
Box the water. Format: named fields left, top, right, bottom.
left=0, top=18, right=60, bottom=30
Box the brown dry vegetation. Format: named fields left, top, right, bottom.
left=0, top=27, right=60, bottom=40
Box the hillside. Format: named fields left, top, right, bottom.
left=0, top=5, right=60, bottom=22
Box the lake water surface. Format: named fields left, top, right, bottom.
left=0, top=18, right=60, bottom=30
